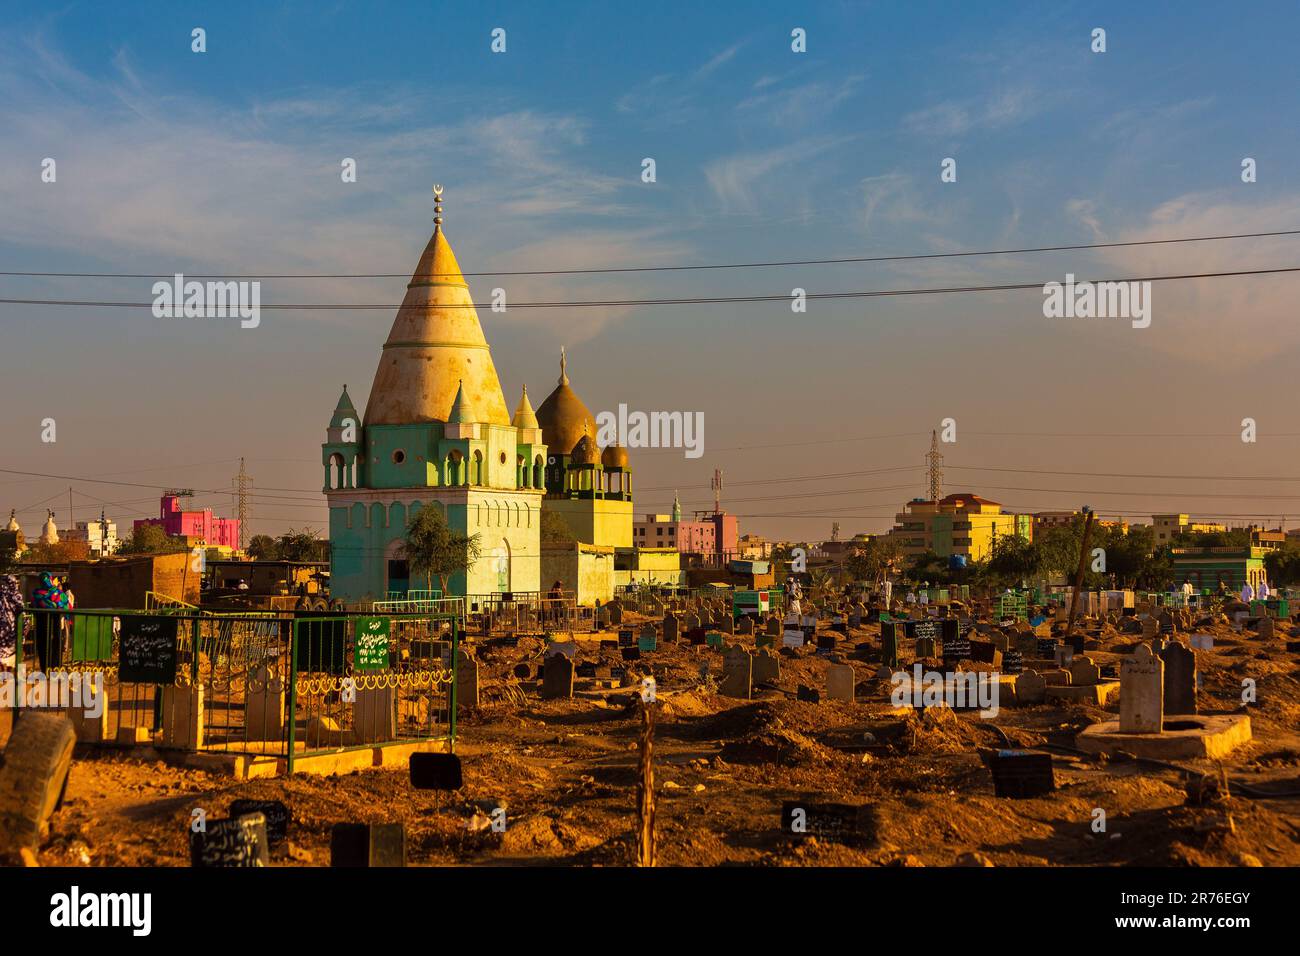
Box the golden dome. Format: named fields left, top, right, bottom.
left=535, top=348, right=597, bottom=456
left=363, top=191, right=511, bottom=428
left=571, top=433, right=600, bottom=466
left=601, top=444, right=628, bottom=469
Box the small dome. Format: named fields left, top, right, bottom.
left=536, top=348, right=597, bottom=456
left=601, top=444, right=628, bottom=469
left=5, top=510, right=19, bottom=533
left=571, top=433, right=600, bottom=466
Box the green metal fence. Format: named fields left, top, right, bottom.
left=6, top=605, right=461, bottom=773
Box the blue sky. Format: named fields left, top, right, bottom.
left=4, top=1, right=1300, bottom=540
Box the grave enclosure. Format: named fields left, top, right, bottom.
left=7, top=605, right=463, bottom=775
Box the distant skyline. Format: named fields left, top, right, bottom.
left=4, top=2, right=1300, bottom=542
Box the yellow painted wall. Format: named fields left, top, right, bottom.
left=546, top=497, right=633, bottom=549
left=542, top=544, right=615, bottom=605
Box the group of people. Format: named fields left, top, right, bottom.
left=0, top=571, right=75, bottom=669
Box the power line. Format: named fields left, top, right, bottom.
left=4, top=227, right=1297, bottom=279
left=4, top=265, right=1300, bottom=310
left=947, top=464, right=1300, bottom=482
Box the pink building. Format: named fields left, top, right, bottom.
left=134, top=494, right=241, bottom=549
left=633, top=510, right=739, bottom=557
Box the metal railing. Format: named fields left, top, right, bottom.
left=5, top=605, right=461, bottom=772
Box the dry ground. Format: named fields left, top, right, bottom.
left=8, top=615, right=1300, bottom=867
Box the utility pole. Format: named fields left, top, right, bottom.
left=1066, top=507, right=1095, bottom=639
left=68, top=486, right=73, bottom=535
left=711, top=469, right=723, bottom=514
left=99, top=508, right=107, bottom=557
left=233, top=458, right=252, bottom=551
left=926, top=430, right=943, bottom=502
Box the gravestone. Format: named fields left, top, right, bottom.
left=456, top=648, right=479, bottom=709
left=1140, top=617, right=1158, bottom=641
left=1160, top=641, right=1197, bottom=715
left=228, top=800, right=290, bottom=849
left=541, top=655, right=574, bottom=699
left=1067, top=656, right=1100, bottom=687
left=683, top=613, right=701, bottom=633
left=796, top=684, right=820, bottom=703
left=119, top=615, right=180, bottom=684
left=617, top=629, right=635, bottom=647
left=987, top=751, right=1055, bottom=798
left=736, top=616, right=755, bottom=636
left=1256, top=616, right=1275, bottom=640
left=245, top=663, right=285, bottom=742
left=1189, top=634, right=1213, bottom=651
left=1053, top=644, right=1074, bottom=667
left=766, top=617, right=783, bottom=638
left=663, top=614, right=680, bottom=644
left=1002, top=649, right=1024, bottom=674
left=880, top=622, right=900, bottom=668
left=781, top=801, right=875, bottom=844
left=1015, top=670, right=1047, bottom=704
left=640, top=623, right=659, bottom=648
left=330, top=823, right=406, bottom=867
left=409, top=752, right=464, bottom=790
left=826, top=662, right=855, bottom=702
left=191, top=813, right=269, bottom=868
left=720, top=645, right=753, bottom=700
left=1119, top=644, right=1164, bottom=734
left=752, top=648, right=780, bottom=684
left=353, top=685, right=397, bottom=743
left=607, top=604, right=623, bottom=625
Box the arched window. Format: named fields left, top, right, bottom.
left=448, top=450, right=464, bottom=486
left=472, top=450, right=484, bottom=486
left=534, top=456, right=544, bottom=489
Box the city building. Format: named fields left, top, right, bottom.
left=62, top=514, right=120, bottom=557
left=1171, top=546, right=1269, bottom=594
left=1152, top=513, right=1227, bottom=545
left=322, top=191, right=548, bottom=601
left=134, top=493, right=240, bottom=550
left=888, top=493, right=1031, bottom=561
left=633, top=490, right=738, bottom=564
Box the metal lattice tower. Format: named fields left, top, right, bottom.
left=712, top=469, right=723, bottom=514
left=926, top=429, right=944, bottom=502
left=233, top=457, right=252, bottom=550
left=831, top=522, right=840, bottom=542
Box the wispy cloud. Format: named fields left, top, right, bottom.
left=902, top=86, right=1040, bottom=137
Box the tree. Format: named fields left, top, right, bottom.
left=276, top=529, right=324, bottom=562
left=247, top=534, right=279, bottom=560
left=843, top=537, right=904, bottom=585
left=985, top=534, right=1042, bottom=587
left=115, top=524, right=188, bottom=555
left=403, top=507, right=481, bottom=592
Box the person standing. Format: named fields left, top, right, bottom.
left=1258, top=579, right=1271, bottom=601
left=31, top=572, right=69, bottom=670
left=0, top=575, right=22, bottom=668
left=1240, top=580, right=1255, bottom=604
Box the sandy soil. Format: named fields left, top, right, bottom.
left=10, top=613, right=1300, bottom=867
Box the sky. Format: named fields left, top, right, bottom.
left=3, top=0, right=1300, bottom=543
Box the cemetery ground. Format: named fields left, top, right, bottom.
left=7, top=612, right=1300, bottom=868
